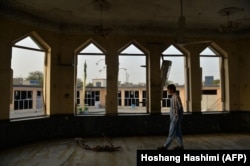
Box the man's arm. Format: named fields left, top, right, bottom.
left=173, top=95, right=182, bottom=119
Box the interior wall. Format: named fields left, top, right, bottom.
left=1, top=112, right=250, bottom=149
left=1, top=17, right=250, bottom=120
left=238, top=38, right=250, bottom=111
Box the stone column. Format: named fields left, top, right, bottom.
left=51, top=36, right=75, bottom=115
left=0, top=42, right=12, bottom=120
left=184, top=45, right=207, bottom=112
left=105, top=52, right=119, bottom=115
left=147, top=47, right=162, bottom=114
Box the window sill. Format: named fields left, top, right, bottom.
left=10, top=115, right=50, bottom=122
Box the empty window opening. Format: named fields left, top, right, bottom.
left=76, top=91, right=80, bottom=105
left=200, top=46, right=223, bottom=111
left=142, top=91, right=147, bottom=107
left=203, top=90, right=217, bottom=95
left=124, top=90, right=140, bottom=107
left=14, top=90, right=33, bottom=110
left=161, top=45, right=187, bottom=113
left=200, top=47, right=219, bottom=56
left=118, top=44, right=147, bottom=113
left=117, top=91, right=122, bottom=106
left=162, top=45, right=183, bottom=55
left=85, top=91, right=100, bottom=106
left=76, top=43, right=106, bottom=115
left=10, top=36, right=46, bottom=119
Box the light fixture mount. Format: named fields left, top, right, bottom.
left=92, top=0, right=112, bottom=38
left=218, top=7, right=243, bottom=33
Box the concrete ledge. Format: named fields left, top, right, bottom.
left=0, top=111, right=249, bottom=148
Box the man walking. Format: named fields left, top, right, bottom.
left=158, top=84, right=184, bottom=150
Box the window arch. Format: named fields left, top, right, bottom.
left=161, top=44, right=188, bottom=113
left=74, top=39, right=106, bottom=115
left=200, top=45, right=226, bottom=111
left=117, top=41, right=148, bottom=114
left=10, top=32, right=50, bottom=119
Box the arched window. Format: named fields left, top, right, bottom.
left=10, top=35, right=47, bottom=119
left=200, top=46, right=224, bottom=111
left=118, top=43, right=147, bottom=113
left=75, top=42, right=106, bottom=115
left=161, top=45, right=187, bottom=113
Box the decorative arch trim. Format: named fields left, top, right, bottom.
left=74, top=38, right=107, bottom=54
left=12, top=31, right=51, bottom=52
left=118, top=39, right=149, bottom=55
left=209, top=42, right=228, bottom=58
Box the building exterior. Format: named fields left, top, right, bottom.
left=11, top=76, right=222, bottom=116
left=11, top=78, right=222, bottom=114
left=78, top=79, right=221, bottom=112
left=92, top=79, right=107, bottom=87
left=10, top=85, right=43, bottom=112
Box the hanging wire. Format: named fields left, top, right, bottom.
left=180, top=0, right=183, bottom=17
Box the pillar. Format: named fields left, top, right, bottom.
left=0, top=42, right=12, bottom=119
left=147, top=46, right=162, bottom=114
left=51, top=36, right=75, bottom=115
left=105, top=51, right=119, bottom=115
left=184, top=44, right=207, bottom=112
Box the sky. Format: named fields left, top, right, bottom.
left=11, top=37, right=220, bottom=85
left=77, top=44, right=147, bottom=84
left=200, top=57, right=220, bottom=80
left=11, top=37, right=44, bottom=78
left=11, top=48, right=44, bottom=78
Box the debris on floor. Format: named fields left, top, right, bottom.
left=75, top=137, right=122, bottom=152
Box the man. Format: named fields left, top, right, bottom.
left=158, top=84, right=184, bottom=150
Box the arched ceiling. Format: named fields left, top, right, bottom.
left=0, top=0, right=250, bottom=35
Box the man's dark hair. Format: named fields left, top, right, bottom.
left=167, top=84, right=176, bottom=92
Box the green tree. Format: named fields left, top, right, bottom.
left=26, top=71, right=43, bottom=86
left=76, top=78, right=83, bottom=87
left=86, top=82, right=93, bottom=87
left=213, top=79, right=220, bottom=85
left=165, top=80, right=173, bottom=86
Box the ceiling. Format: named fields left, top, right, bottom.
left=0, top=0, right=250, bottom=35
